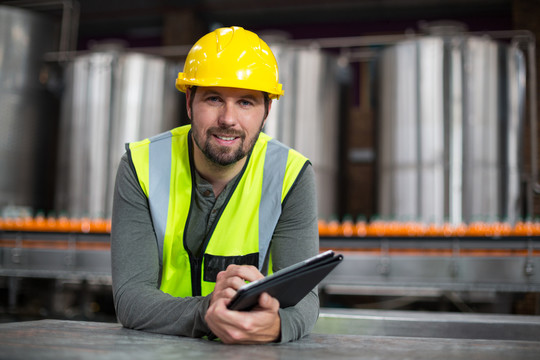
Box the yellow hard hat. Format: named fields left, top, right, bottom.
left=176, top=26, right=284, bottom=99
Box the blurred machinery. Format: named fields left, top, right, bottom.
left=55, top=45, right=182, bottom=219
left=0, top=4, right=182, bottom=321
left=264, top=40, right=342, bottom=220
left=377, top=23, right=526, bottom=225
left=316, top=23, right=539, bottom=313
left=0, top=5, right=58, bottom=215
left=0, top=4, right=539, bottom=321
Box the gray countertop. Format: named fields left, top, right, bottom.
left=1, top=311, right=540, bottom=360
left=313, top=308, right=540, bottom=341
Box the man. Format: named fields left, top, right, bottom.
left=111, top=26, right=319, bottom=344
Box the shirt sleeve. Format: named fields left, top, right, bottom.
left=271, top=163, right=320, bottom=343
left=111, top=153, right=211, bottom=337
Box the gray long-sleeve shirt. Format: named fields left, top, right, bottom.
left=111, top=144, right=320, bottom=342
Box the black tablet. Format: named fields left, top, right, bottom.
left=227, top=250, right=343, bottom=311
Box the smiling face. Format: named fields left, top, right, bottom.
left=187, top=86, right=270, bottom=168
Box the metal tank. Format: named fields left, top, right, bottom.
left=56, top=46, right=182, bottom=219
left=264, top=43, right=341, bottom=219
left=0, top=6, right=57, bottom=213
left=376, top=29, right=526, bottom=224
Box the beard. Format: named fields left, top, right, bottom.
left=191, top=122, right=264, bottom=167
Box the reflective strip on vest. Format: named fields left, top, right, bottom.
left=258, top=139, right=288, bottom=267
left=148, top=131, right=173, bottom=268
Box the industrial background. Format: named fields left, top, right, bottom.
left=1, top=0, right=540, bottom=325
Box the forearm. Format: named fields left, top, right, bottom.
left=271, top=164, right=320, bottom=342
left=113, top=279, right=210, bottom=337
left=111, top=154, right=211, bottom=337
left=279, top=289, right=319, bottom=342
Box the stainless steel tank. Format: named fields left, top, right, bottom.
left=376, top=31, right=525, bottom=224
left=56, top=46, right=182, bottom=218
left=0, top=6, right=57, bottom=213
left=264, top=43, right=341, bottom=219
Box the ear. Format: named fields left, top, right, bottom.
left=262, top=99, right=272, bottom=128
left=186, top=88, right=192, bottom=120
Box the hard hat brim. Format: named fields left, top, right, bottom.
left=176, top=75, right=284, bottom=100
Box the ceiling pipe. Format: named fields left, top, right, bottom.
left=3, top=0, right=80, bottom=61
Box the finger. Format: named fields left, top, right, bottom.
left=214, top=265, right=264, bottom=295
left=212, top=265, right=267, bottom=308
left=211, top=287, right=237, bottom=304
left=206, top=298, right=246, bottom=342
left=223, top=264, right=264, bottom=283
left=257, top=292, right=279, bottom=311
left=215, top=275, right=247, bottom=291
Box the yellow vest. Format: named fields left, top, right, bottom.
left=128, top=125, right=309, bottom=297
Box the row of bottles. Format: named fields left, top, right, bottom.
left=319, top=216, right=540, bottom=237
left=0, top=213, right=111, bottom=233
left=3, top=212, right=540, bottom=237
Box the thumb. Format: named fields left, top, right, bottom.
left=259, top=292, right=279, bottom=310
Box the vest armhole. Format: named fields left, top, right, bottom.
left=125, top=147, right=139, bottom=184
left=125, top=145, right=151, bottom=201
left=183, top=133, right=197, bottom=258
left=281, top=160, right=311, bottom=209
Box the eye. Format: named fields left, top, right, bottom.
left=206, top=96, right=222, bottom=104
left=239, top=99, right=253, bottom=107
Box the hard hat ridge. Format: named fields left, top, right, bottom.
left=214, top=26, right=235, bottom=53
left=176, top=26, right=284, bottom=99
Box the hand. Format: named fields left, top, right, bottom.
left=210, top=264, right=264, bottom=305
left=206, top=291, right=281, bottom=344
left=205, top=265, right=281, bottom=344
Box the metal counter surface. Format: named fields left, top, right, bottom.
left=314, top=308, right=540, bottom=341
left=1, top=317, right=539, bottom=360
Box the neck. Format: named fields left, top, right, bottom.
left=192, top=146, right=246, bottom=198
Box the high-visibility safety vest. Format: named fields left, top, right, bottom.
left=127, top=125, right=309, bottom=297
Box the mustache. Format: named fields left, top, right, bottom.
left=207, top=127, right=245, bottom=138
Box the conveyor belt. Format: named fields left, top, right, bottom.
left=1, top=231, right=539, bottom=292
left=0, top=231, right=111, bottom=281
left=320, top=236, right=540, bottom=293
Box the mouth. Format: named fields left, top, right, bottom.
left=215, top=135, right=237, bottom=141
left=212, top=133, right=243, bottom=146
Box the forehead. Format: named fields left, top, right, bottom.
left=196, top=86, right=265, bottom=100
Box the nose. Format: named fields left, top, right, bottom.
left=217, top=102, right=237, bottom=127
